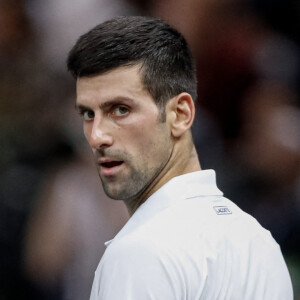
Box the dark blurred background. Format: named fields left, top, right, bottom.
left=0, top=0, right=299, bottom=299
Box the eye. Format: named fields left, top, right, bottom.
left=82, top=110, right=94, bottom=121
left=112, top=105, right=130, bottom=117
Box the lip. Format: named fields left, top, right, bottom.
left=98, top=159, right=124, bottom=176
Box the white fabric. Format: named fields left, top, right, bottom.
left=90, top=170, right=293, bottom=300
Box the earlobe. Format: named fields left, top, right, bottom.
left=168, top=93, right=195, bottom=138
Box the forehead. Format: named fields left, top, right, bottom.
left=76, top=65, right=150, bottom=103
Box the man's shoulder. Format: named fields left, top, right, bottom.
left=93, top=229, right=187, bottom=299
left=102, top=194, right=282, bottom=269
left=101, top=231, right=170, bottom=267
left=97, top=234, right=184, bottom=288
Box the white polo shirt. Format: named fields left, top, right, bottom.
left=90, top=170, right=293, bottom=300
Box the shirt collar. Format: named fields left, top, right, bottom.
left=105, top=169, right=223, bottom=247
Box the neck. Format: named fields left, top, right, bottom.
left=125, top=138, right=201, bottom=216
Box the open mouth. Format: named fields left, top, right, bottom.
left=101, top=161, right=123, bottom=168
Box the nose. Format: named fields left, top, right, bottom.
left=86, top=117, right=113, bottom=150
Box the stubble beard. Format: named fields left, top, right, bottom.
left=97, top=151, right=170, bottom=202
left=95, top=149, right=154, bottom=201
left=99, top=164, right=151, bottom=201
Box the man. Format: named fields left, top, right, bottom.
left=67, top=16, right=293, bottom=299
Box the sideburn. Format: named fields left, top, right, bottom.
left=157, top=103, right=166, bottom=122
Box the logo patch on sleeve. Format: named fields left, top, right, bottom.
left=213, top=206, right=232, bottom=215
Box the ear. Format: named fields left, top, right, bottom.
left=166, top=93, right=195, bottom=138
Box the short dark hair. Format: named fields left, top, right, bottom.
left=67, top=16, right=197, bottom=109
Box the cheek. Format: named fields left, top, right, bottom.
left=83, top=123, right=93, bottom=143
left=125, top=123, right=171, bottom=159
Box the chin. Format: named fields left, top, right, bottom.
left=105, top=186, right=142, bottom=202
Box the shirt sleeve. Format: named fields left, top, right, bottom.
left=90, top=238, right=183, bottom=300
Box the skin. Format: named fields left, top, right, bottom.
left=76, top=65, right=201, bottom=215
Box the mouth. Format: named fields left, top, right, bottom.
left=101, top=161, right=123, bottom=168
left=99, top=160, right=124, bottom=176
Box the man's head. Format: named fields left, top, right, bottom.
left=67, top=16, right=197, bottom=114
left=67, top=16, right=200, bottom=214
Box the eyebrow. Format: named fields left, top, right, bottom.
left=75, top=96, right=135, bottom=111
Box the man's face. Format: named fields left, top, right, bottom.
left=76, top=65, right=174, bottom=201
